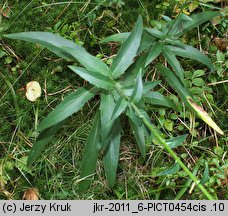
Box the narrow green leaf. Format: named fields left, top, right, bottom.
left=200, top=161, right=210, bottom=185
left=99, top=93, right=116, bottom=149
left=175, top=11, right=222, bottom=37
left=100, top=93, right=115, bottom=128
left=156, top=64, right=192, bottom=101
left=162, top=46, right=184, bottom=82
left=4, top=31, right=84, bottom=59
left=162, top=15, right=172, bottom=23
left=39, top=86, right=98, bottom=131
left=168, top=45, right=213, bottom=70
left=69, top=66, right=116, bottom=90
left=157, top=162, right=181, bottom=176
left=109, top=97, right=128, bottom=125
left=138, top=29, right=156, bottom=53
left=124, top=80, right=161, bottom=97
left=164, top=38, right=185, bottom=48
left=100, top=32, right=130, bottom=43
left=145, top=28, right=164, bottom=39
left=167, top=134, right=188, bottom=149
left=79, top=111, right=102, bottom=192
left=27, top=123, right=62, bottom=166
left=143, top=81, right=161, bottom=94
left=111, top=16, right=143, bottom=78
left=175, top=161, right=200, bottom=200
left=131, top=70, right=143, bottom=103
left=168, top=14, right=193, bottom=36
left=120, top=51, right=148, bottom=86
left=4, top=32, right=111, bottom=75
left=102, top=97, right=128, bottom=151
left=126, top=107, right=148, bottom=157
left=143, top=91, right=177, bottom=110
left=145, top=43, right=163, bottom=66
left=126, top=106, right=143, bottom=128
left=103, top=119, right=121, bottom=188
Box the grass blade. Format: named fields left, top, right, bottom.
left=69, top=66, right=116, bottom=90
left=111, top=16, right=143, bottom=78
left=39, top=86, right=98, bottom=131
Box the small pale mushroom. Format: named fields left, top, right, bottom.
left=25, top=81, right=41, bottom=102
left=22, top=188, right=39, bottom=200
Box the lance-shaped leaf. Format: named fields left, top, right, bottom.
left=143, top=91, right=177, bottom=110
left=156, top=162, right=181, bottom=176
left=131, top=70, right=143, bottom=103
left=111, top=16, right=143, bottom=78
left=145, top=43, right=163, bottom=66
left=156, top=64, right=192, bottom=101
left=100, top=32, right=130, bottom=43
left=167, top=45, right=213, bottom=70
left=187, top=97, right=224, bottom=135
left=120, top=51, right=148, bottom=86
left=101, top=29, right=155, bottom=54
left=4, top=32, right=111, bottom=75
left=123, top=80, right=161, bottom=96
left=145, top=28, right=164, bottom=39
left=39, top=86, right=98, bottom=131
left=143, top=81, right=161, bottom=94
left=167, top=134, right=188, bottom=149
left=167, top=14, right=193, bottom=37
left=174, top=11, right=222, bottom=38
left=102, top=97, right=128, bottom=151
left=127, top=107, right=146, bottom=158
left=162, top=46, right=184, bottom=82
left=99, top=93, right=116, bottom=149
left=103, top=119, right=121, bottom=188
left=138, top=29, right=156, bottom=53
left=69, top=66, right=116, bottom=90
left=27, top=122, right=62, bottom=166
left=79, top=111, right=102, bottom=191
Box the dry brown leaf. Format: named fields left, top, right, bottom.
left=213, top=38, right=228, bottom=52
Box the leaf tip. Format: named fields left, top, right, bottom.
left=187, top=97, right=224, bottom=135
